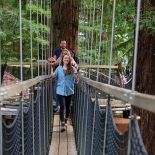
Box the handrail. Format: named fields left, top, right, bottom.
left=0, top=75, right=51, bottom=101
left=79, top=65, right=118, bottom=69
left=80, top=76, right=155, bottom=113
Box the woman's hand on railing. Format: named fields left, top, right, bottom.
left=74, top=73, right=79, bottom=83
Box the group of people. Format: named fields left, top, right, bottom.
left=49, top=40, right=79, bottom=132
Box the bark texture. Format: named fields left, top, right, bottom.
left=134, top=1, right=155, bottom=154
left=51, top=0, right=79, bottom=53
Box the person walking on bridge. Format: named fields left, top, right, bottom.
left=48, top=40, right=67, bottom=112
left=51, top=53, right=78, bottom=132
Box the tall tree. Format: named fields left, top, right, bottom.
left=51, top=0, right=80, bottom=53
left=134, top=1, right=155, bottom=154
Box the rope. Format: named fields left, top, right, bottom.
left=41, top=0, right=44, bottom=75
left=95, top=13, right=99, bottom=65
left=96, top=0, right=104, bottom=81
left=37, top=0, right=40, bottom=76
left=30, top=0, right=33, bottom=79
left=90, top=0, right=96, bottom=65
left=73, top=80, right=148, bottom=155
left=132, top=0, right=141, bottom=91
left=89, top=0, right=96, bottom=78
left=90, top=91, right=97, bottom=155
left=44, top=0, right=47, bottom=75
left=108, top=0, right=116, bottom=85
left=19, top=0, right=23, bottom=82
left=19, top=1, right=24, bottom=154
left=2, top=79, right=53, bottom=155
left=87, top=1, right=92, bottom=77
left=82, top=0, right=86, bottom=65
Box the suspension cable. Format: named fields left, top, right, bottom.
left=90, top=0, right=96, bottom=67
left=85, top=5, right=89, bottom=68
left=29, top=1, right=35, bottom=154
left=19, top=1, right=24, bottom=154
left=87, top=1, right=92, bottom=72
left=37, top=0, right=39, bottom=76
left=30, top=0, right=33, bottom=79
left=95, top=13, right=99, bottom=66
left=96, top=0, right=104, bottom=81
left=108, top=0, right=116, bottom=85
left=88, top=0, right=95, bottom=78
left=82, top=0, right=86, bottom=65
left=47, top=0, right=50, bottom=75
left=44, top=0, right=46, bottom=75
left=19, top=0, right=23, bottom=82
left=132, top=0, right=141, bottom=91
left=41, top=0, right=43, bottom=75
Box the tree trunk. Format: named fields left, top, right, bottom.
left=134, top=1, right=155, bottom=154
left=51, top=0, right=80, bottom=53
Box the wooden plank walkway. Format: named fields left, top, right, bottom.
left=49, top=115, right=77, bottom=155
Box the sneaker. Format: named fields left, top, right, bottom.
left=61, top=126, right=66, bottom=132
left=54, top=106, right=60, bottom=113
left=65, top=118, right=68, bottom=124
left=61, top=122, right=66, bottom=132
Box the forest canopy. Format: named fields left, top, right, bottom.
left=0, top=0, right=51, bottom=63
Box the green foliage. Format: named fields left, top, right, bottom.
left=78, top=0, right=136, bottom=68
left=141, top=9, right=155, bottom=33
left=0, top=0, right=51, bottom=62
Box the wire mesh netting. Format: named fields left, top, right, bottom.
left=72, top=83, right=148, bottom=155
left=2, top=78, right=53, bottom=155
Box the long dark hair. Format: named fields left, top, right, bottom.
left=60, top=54, right=73, bottom=75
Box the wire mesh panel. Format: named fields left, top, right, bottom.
left=130, top=115, right=148, bottom=155
left=2, top=78, right=53, bottom=155
left=73, top=81, right=148, bottom=155
left=105, top=103, right=128, bottom=155
left=3, top=102, right=22, bottom=155
left=92, top=103, right=105, bottom=155
left=24, top=95, right=33, bottom=154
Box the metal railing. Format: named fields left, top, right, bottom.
left=0, top=76, right=53, bottom=155
left=72, top=77, right=148, bottom=155
left=80, top=76, right=155, bottom=113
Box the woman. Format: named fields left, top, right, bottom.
left=51, top=53, right=78, bottom=132
left=49, top=49, right=78, bottom=69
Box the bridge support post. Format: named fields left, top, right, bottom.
left=0, top=102, right=3, bottom=155
left=21, top=95, right=25, bottom=155
left=38, top=84, right=42, bottom=155
left=31, top=87, right=35, bottom=155
left=102, top=96, right=109, bottom=155
left=83, top=84, right=90, bottom=154
left=90, top=90, right=97, bottom=155
left=43, top=81, right=46, bottom=155
left=79, top=87, right=85, bottom=155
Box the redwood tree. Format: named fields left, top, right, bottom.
left=51, top=0, right=80, bottom=53
left=134, top=1, right=155, bottom=154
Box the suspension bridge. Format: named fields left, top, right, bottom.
left=0, top=0, right=155, bottom=155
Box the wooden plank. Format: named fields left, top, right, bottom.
left=79, top=65, right=118, bottom=69
left=49, top=115, right=77, bottom=155
left=114, top=118, right=130, bottom=133
left=58, top=130, right=67, bottom=155
left=67, top=122, right=77, bottom=155
left=49, top=115, right=60, bottom=155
